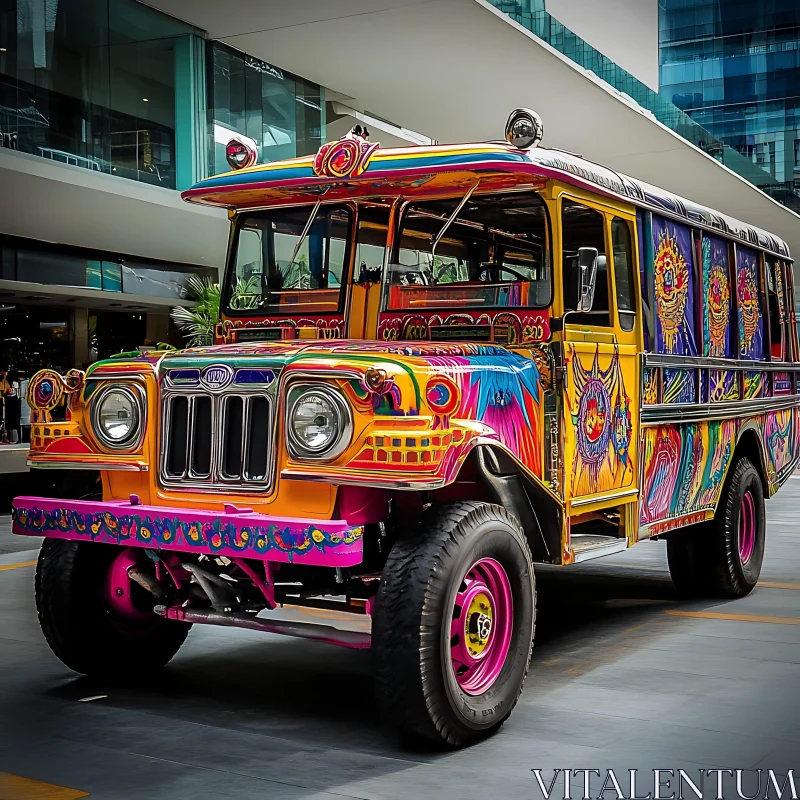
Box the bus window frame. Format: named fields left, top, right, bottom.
left=381, top=189, right=554, bottom=315
left=221, top=201, right=358, bottom=319
left=609, top=215, right=637, bottom=334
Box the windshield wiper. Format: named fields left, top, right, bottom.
left=429, top=181, right=480, bottom=259
left=288, top=197, right=322, bottom=268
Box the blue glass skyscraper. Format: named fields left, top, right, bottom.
left=660, top=0, right=800, bottom=211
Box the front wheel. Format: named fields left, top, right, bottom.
left=36, top=539, right=190, bottom=677
left=667, top=456, right=765, bottom=598
left=372, top=502, right=536, bottom=748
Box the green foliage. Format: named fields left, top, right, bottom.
left=170, top=274, right=221, bottom=347
left=229, top=275, right=262, bottom=310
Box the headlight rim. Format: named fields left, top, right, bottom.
left=286, top=383, right=353, bottom=462
left=90, top=383, right=144, bottom=452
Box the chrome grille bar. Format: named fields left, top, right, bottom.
left=160, top=390, right=274, bottom=492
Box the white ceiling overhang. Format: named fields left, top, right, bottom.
left=143, top=0, right=800, bottom=258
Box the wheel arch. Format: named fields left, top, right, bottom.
left=734, top=423, right=770, bottom=497
left=462, top=444, right=563, bottom=564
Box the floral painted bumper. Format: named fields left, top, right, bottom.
left=11, top=496, right=364, bottom=566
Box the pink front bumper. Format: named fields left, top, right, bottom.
left=11, top=496, right=364, bottom=567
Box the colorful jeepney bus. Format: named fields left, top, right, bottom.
left=14, top=110, right=798, bottom=748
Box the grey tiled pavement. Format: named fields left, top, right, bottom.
left=0, top=478, right=799, bottom=799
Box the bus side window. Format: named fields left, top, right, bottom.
left=766, top=258, right=785, bottom=360
left=783, top=261, right=798, bottom=362
left=562, top=199, right=610, bottom=326
left=611, top=218, right=635, bottom=332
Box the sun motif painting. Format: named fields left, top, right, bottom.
left=652, top=216, right=696, bottom=356
left=736, top=246, right=764, bottom=359
left=569, top=347, right=633, bottom=497
left=702, top=235, right=731, bottom=357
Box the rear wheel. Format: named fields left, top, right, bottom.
left=667, top=456, right=765, bottom=598
left=372, top=502, right=535, bottom=748
left=36, top=539, right=190, bottom=676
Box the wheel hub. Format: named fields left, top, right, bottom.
left=102, top=548, right=153, bottom=621
left=450, top=558, right=513, bottom=696
left=465, top=592, right=494, bottom=656
left=738, top=489, right=756, bottom=564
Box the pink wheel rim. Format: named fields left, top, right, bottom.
left=102, top=547, right=152, bottom=621
left=449, top=557, right=513, bottom=696
left=738, top=490, right=756, bottom=564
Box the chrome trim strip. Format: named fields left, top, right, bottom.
left=642, top=395, right=800, bottom=425
left=644, top=353, right=799, bottom=372
left=280, top=469, right=446, bottom=491
left=159, top=385, right=275, bottom=494
left=28, top=459, right=145, bottom=471
left=570, top=488, right=639, bottom=508
left=571, top=538, right=628, bottom=563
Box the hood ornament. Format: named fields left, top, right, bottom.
left=313, top=125, right=380, bottom=179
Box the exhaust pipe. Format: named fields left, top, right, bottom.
left=154, top=605, right=371, bottom=650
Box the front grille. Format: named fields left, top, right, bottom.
left=160, top=391, right=273, bottom=490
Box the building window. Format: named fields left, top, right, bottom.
left=0, top=0, right=202, bottom=189
left=207, top=41, right=325, bottom=175
left=2, top=235, right=215, bottom=299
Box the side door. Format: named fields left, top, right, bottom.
left=558, top=193, right=641, bottom=529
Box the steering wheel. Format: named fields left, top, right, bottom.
left=477, top=264, right=529, bottom=282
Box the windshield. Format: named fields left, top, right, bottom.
left=225, top=206, right=351, bottom=314
left=386, top=192, right=551, bottom=311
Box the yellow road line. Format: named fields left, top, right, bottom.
left=666, top=610, right=800, bottom=626
left=758, top=581, right=800, bottom=590
left=0, top=560, right=36, bottom=572
left=0, top=772, right=88, bottom=800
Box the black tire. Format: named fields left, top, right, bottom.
left=667, top=456, right=765, bottom=598
left=36, top=539, right=190, bottom=676
left=372, top=501, right=536, bottom=748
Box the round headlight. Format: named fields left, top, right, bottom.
left=92, top=386, right=141, bottom=449
left=287, top=386, right=352, bottom=460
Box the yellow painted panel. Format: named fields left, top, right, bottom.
left=564, top=342, right=639, bottom=505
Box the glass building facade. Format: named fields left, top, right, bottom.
left=0, top=1, right=327, bottom=188
left=207, top=41, right=324, bottom=176
left=659, top=0, right=800, bottom=211
left=0, top=0, right=207, bottom=190
left=490, top=0, right=797, bottom=211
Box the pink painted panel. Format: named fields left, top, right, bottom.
left=12, top=496, right=364, bottom=567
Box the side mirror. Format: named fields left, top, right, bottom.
left=577, top=246, right=599, bottom=312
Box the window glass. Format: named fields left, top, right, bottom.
left=2, top=0, right=199, bottom=189
left=227, top=206, right=351, bottom=314
left=766, top=257, right=785, bottom=360
left=611, top=217, right=635, bottom=331
left=736, top=245, right=765, bottom=360
left=700, top=233, right=733, bottom=357
left=295, top=78, right=323, bottom=157
left=780, top=262, right=797, bottom=362
left=9, top=240, right=208, bottom=298
left=208, top=42, right=324, bottom=174
left=562, top=199, right=609, bottom=326
left=387, top=192, right=550, bottom=311
left=354, top=208, right=389, bottom=284
left=650, top=214, right=697, bottom=355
